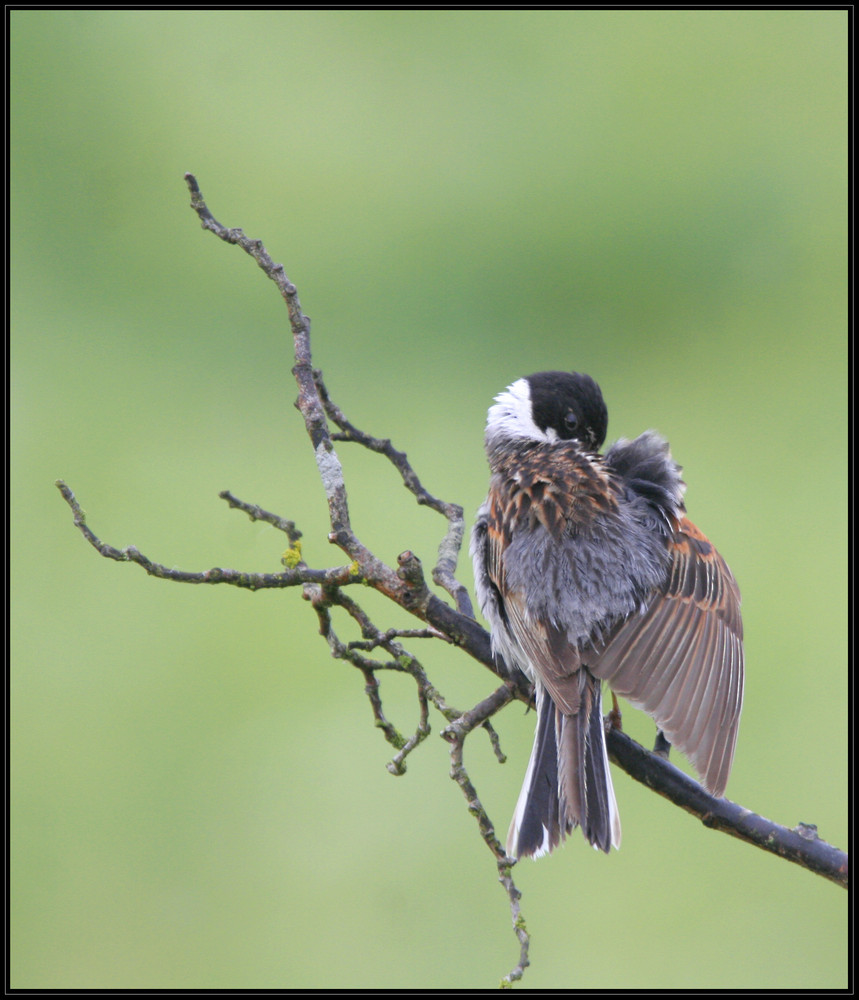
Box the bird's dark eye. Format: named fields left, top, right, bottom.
left=563, top=410, right=579, bottom=434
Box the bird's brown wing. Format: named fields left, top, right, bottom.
left=502, top=589, right=584, bottom=712
left=588, top=516, right=744, bottom=796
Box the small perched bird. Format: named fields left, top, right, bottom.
left=471, top=372, right=743, bottom=858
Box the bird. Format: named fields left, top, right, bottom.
left=470, top=371, right=743, bottom=858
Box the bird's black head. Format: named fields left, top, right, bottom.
left=526, top=371, right=608, bottom=452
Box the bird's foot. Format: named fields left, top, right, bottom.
left=606, top=692, right=623, bottom=732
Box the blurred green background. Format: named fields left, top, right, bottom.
left=11, top=9, right=846, bottom=990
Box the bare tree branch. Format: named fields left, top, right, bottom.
left=441, top=685, right=528, bottom=987
left=314, top=369, right=473, bottom=617
left=57, top=173, right=847, bottom=986
left=219, top=489, right=303, bottom=543
left=56, top=472, right=850, bottom=898
left=55, top=480, right=360, bottom=591
left=607, top=725, right=848, bottom=888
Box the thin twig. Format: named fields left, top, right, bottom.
left=55, top=480, right=359, bottom=590
left=219, top=489, right=303, bottom=544
left=314, top=368, right=473, bottom=616
left=348, top=627, right=450, bottom=651
left=442, top=687, right=529, bottom=986
left=304, top=586, right=413, bottom=754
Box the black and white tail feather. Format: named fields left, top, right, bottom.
left=509, top=675, right=620, bottom=858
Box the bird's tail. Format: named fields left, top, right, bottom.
left=507, top=673, right=621, bottom=858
